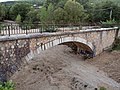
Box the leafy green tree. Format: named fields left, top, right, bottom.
left=54, top=7, right=67, bottom=23
left=16, top=14, right=21, bottom=24
left=88, top=0, right=120, bottom=22
left=26, top=9, right=39, bottom=23
left=19, top=0, right=45, bottom=5
left=9, top=3, right=32, bottom=21
left=76, top=0, right=89, bottom=8
left=57, top=0, right=67, bottom=8
left=39, top=3, right=54, bottom=24
left=47, top=3, right=54, bottom=23
left=44, top=0, right=60, bottom=6
left=40, top=7, right=48, bottom=24
left=64, top=0, right=85, bottom=23
left=0, top=4, right=6, bottom=21
left=4, top=5, right=11, bottom=20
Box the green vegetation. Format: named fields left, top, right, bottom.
left=0, top=0, right=120, bottom=26
left=112, top=37, right=120, bottom=50
left=64, top=0, right=85, bottom=23
left=0, top=80, right=15, bottom=90
left=0, top=4, right=6, bottom=21
left=9, top=3, right=32, bottom=21
left=16, top=14, right=21, bottom=24
left=100, top=87, right=107, bottom=90
left=107, top=37, right=120, bottom=52
left=101, top=19, right=116, bottom=28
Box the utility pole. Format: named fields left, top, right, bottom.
left=110, top=7, right=113, bottom=20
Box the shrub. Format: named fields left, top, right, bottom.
left=16, top=14, right=21, bottom=24
left=100, top=87, right=107, bottom=90
left=112, top=37, right=120, bottom=50
left=101, top=19, right=116, bottom=28
left=0, top=23, right=6, bottom=35
left=0, top=80, right=15, bottom=90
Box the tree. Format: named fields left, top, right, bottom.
left=89, top=0, right=120, bottom=22
left=26, top=9, right=39, bottom=23
left=40, top=7, right=48, bottom=24
left=9, top=3, right=32, bottom=21
left=64, top=0, right=85, bottom=23
left=39, top=3, right=54, bottom=24
left=16, top=14, right=21, bottom=24
left=47, top=3, right=54, bottom=23
left=0, top=4, right=6, bottom=21
left=19, top=0, right=45, bottom=5
left=57, top=0, right=67, bottom=8
left=44, top=0, right=60, bottom=6
left=54, top=7, right=67, bottom=23
left=76, top=0, right=89, bottom=8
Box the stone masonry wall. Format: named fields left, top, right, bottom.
left=0, top=39, right=30, bottom=82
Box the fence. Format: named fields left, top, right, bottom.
left=0, top=23, right=100, bottom=36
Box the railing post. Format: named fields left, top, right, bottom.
left=8, top=24, right=10, bottom=36
left=0, top=26, right=1, bottom=36
left=26, top=25, right=28, bottom=35
left=41, top=24, right=43, bottom=33
left=63, top=24, right=64, bottom=32
left=39, top=24, right=41, bottom=33
left=40, top=24, right=42, bottom=33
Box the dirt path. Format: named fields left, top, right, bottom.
left=11, top=45, right=120, bottom=90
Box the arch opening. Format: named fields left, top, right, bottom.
left=59, top=41, right=94, bottom=59
left=36, top=36, right=95, bottom=60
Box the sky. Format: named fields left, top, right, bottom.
left=0, top=0, right=15, bottom=2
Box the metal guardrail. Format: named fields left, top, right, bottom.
left=0, top=23, right=101, bottom=36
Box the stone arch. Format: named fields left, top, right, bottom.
left=26, top=36, right=94, bottom=61
left=42, top=36, right=93, bottom=51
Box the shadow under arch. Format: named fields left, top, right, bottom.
left=48, top=36, right=94, bottom=59
left=59, top=41, right=93, bottom=53
left=50, top=36, right=94, bottom=52
left=27, top=36, right=95, bottom=61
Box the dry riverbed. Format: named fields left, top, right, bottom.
left=11, top=45, right=120, bottom=90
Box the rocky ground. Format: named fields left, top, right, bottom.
left=11, top=45, right=120, bottom=90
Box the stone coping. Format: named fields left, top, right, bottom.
left=0, top=27, right=118, bottom=42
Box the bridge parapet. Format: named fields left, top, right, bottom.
left=0, top=27, right=118, bottom=41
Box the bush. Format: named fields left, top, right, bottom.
left=44, top=26, right=56, bottom=32
left=41, top=24, right=57, bottom=32
left=112, top=37, right=120, bottom=50
left=0, top=23, right=6, bottom=35
left=100, top=87, right=107, bottom=90
left=101, top=19, right=116, bottom=28
left=0, top=80, right=15, bottom=90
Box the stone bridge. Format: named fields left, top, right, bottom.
left=0, top=27, right=119, bottom=82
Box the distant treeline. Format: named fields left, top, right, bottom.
left=0, top=0, right=120, bottom=25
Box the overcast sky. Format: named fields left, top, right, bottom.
left=0, top=0, right=15, bottom=2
